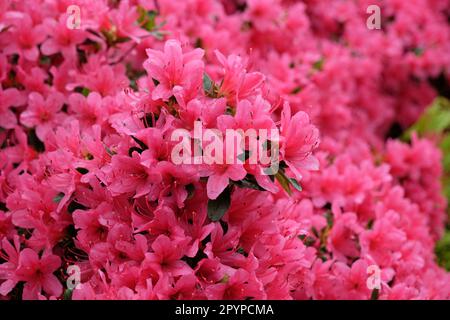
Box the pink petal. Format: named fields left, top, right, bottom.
left=40, top=39, right=59, bottom=56
left=22, top=281, right=41, bottom=300
left=206, top=173, right=229, bottom=200
left=12, top=210, right=36, bottom=228
left=0, top=109, right=17, bottom=129
left=41, top=254, right=61, bottom=273
left=23, top=47, right=39, bottom=61
left=0, top=280, right=17, bottom=296
left=19, top=248, right=39, bottom=267
left=226, top=165, right=247, bottom=181
left=42, top=274, right=63, bottom=297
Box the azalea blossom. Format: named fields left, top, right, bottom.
left=144, top=39, right=204, bottom=102
left=14, top=249, right=62, bottom=300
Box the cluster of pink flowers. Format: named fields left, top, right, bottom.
left=1, top=0, right=450, bottom=300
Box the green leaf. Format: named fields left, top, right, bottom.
left=220, top=274, right=230, bottom=283
left=63, top=288, right=73, bottom=300
left=298, top=234, right=306, bottom=241
left=103, top=143, right=116, bottom=156
left=302, top=236, right=316, bottom=247
left=207, top=186, right=231, bottom=221
left=225, top=105, right=236, bottom=116
left=312, top=57, right=325, bottom=71
left=138, top=8, right=158, bottom=31
left=274, top=170, right=292, bottom=196
left=290, top=86, right=302, bottom=94
left=76, top=167, right=89, bottom=175
left=137, top=6, right=147, bottom=24
left=39, top=55, right=51, bottom=66
left=405, top=97, right=450, bottom=272
left=53, top=192, right=65, bottom=203
left=370, top=288, right=380, bottom=300
left=440, top=135, right=450, bottom=173
left=325, top=211, right=334, bottom=228
left=311, top=227, right=320, bottom=238
left=73, top=86, right=90, bottom=97
left=403, top=97, right=450, bottom=140
left=274, top=170, right=303, bottom=195
left=413, top=47, right=424, bottom=56
left=436, top=231, right=450, bottom=271
left=203, top=73, right=214, bottom=96
left=237, top=150, right=251, bottom=162
left=289, top=178, right=303, bottom=192
left=236, top=247, right=247, bottom=256
left=443, top=176, right=450, bottom=205
left=150, top=30, right=164, bottom=40
left=143, top=20, right=155, bottom=32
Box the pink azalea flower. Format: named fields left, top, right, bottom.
left=20, top=92, right=65, bottom=141
left=359, top=210, right=407, bottom=266
left=0, top=87, right=26, bottom=129
left=205, top=269, right=265, bottom=300
left=215, top=50, right=265, bottom=105
left=3, top=14, right=47, bottom=61
left=73, top=202, right=112, bottom=250
left=331, top=259, right=372, bottom=300
left=108, top=0, right=149, bottom=43
left=69, top=55, right=129, bottom=96
left=15, top=249, right=62, bottom=300
left=0, top=210, right=14, bottom=240
left=0, top=236, right=21, bottom=296
left=16, top=66, right=50, bottom=95
left=246, top=0, right=282, bottom=31
left=201, top=163, right=247, bottom=200
left=68, top=92, right=108, bottom=129
left=280, top=103, right=320, bottom=179
left=144, top=39, right=204, bottom=102
left=327, top=212, right=364, bottom=261
left=167, top=275, right=203, bottom=300
left=108, top=153, right=161, bottom=198
left=143, top=235, right=192, bottom=277
left=41, top=16, right=87, bottom=60
left=217, top=96, right=275, bottom=132
left=136, top=205, right=185, bottom=241
left=0, top=54, right=8, bottom=82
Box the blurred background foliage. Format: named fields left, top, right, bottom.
left=403, top=97, right=450, bottom=271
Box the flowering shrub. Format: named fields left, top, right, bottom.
left=0, top=0, right=450, bottom=300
